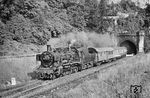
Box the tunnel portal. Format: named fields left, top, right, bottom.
left=120, top=40, right=137, bottom=54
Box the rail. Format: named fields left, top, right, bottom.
left=0, top=80, right=43, bottom=98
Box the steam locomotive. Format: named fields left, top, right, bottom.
left=31, top=45, right=127, bottom=80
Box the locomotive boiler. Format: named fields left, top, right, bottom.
left=31, top=44, right=127, bottom=80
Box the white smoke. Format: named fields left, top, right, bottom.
left=47, top=31, right=118, bottom=48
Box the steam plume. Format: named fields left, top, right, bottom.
left=47, top=31, right=118, bottom=49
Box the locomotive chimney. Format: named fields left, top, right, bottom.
left=47, top=45, right=52, bottom=52
left=67, top=41, right=71, bottom=51
left=68, top=39, right=76, bottom=51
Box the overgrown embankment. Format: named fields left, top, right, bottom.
left=0, top=55, right=38, bottom=88
left=50, top=53, right=150, bottom=98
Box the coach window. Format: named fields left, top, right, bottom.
left=108, top=51, right=111, bottom=55
left=117, top=49, right=119, bottom=53
left=119, top=49, right=121, bottom=53
left=106, top=51, right=108, bottom=54
left=114, top=50, right=117, bottom=54
left=121, top=50, right=123, bottom=53
left=108, top=51, right=110, bottom=54
left=115, top=50, right=118, bottom=53
left=110, top=51, right=113, bottom=54
left=99, top=52, right=102, bottom=56
left=106, top=51, right=109, bottom=54
left=111, top=51, right=113, bottom=54
left=100, top=52, right=103, bottom=56
left=101, top=52, right=104, bottom=56
left=103, top=51, right=106, bottom=55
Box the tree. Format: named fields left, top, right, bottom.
left=67, top=4, right=87, bottom=30
left=84, top=0, right=98, bottom=29
left=95, top=0, right=107, bottom=33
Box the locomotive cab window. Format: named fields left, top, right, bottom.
left=99, top=52, right=102, bottom=56
left=101, top=51, right=105, bottom=56
left=108, top=51, right=112, bottom=55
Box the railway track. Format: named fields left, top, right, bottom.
left=0, top=80, right=43, bottom=98
left=0, top=56, right=131, bottom=98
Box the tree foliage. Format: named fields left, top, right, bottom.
left=67, top=4, right=87, bottom=30
left=0, top=0, right=147, bottom=55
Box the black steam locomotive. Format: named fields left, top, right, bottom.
left=31, top=45, right=127, bottom=80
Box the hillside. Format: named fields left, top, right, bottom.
left=0, top=0, right=149, bottom=56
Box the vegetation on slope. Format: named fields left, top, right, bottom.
left=0, top=0, right=149, bottom=55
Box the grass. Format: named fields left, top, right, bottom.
left=52, top=53, right=150, bottom=98
left=1, top=51, right=150, bottom=98
left=0, top=56, right=38, bottom=88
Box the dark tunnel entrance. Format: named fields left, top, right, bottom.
left=120, top=40, right=137, bottom=55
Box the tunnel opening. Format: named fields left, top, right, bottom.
left=120, top=40, right=137, bottom=55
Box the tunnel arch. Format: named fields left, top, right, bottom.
left=119, top=40, right=137, bottom=54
